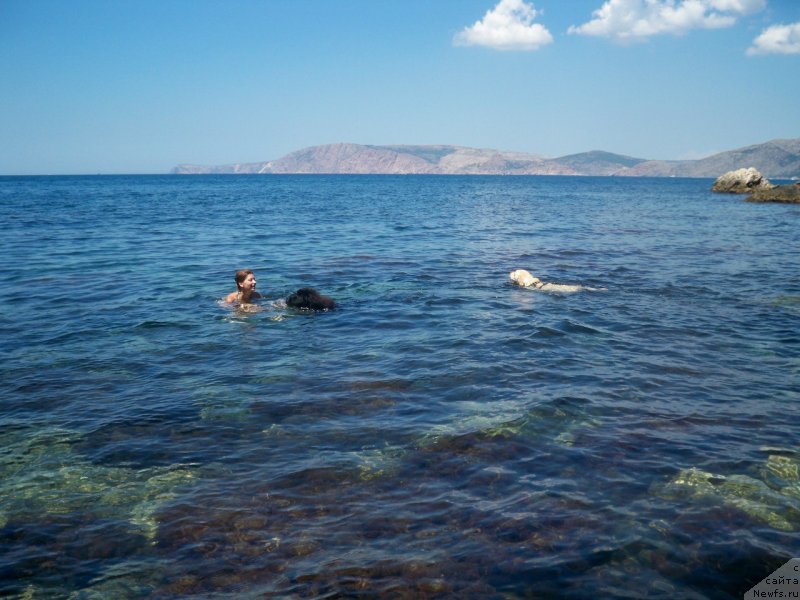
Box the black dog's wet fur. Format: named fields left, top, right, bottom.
left=286, top=287, right=336, bottom=311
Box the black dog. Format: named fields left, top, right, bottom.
left=285, top=287, right=336, bottom=311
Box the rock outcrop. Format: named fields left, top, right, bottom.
left=711, top=167, right=774, bottom=193
left=712, top=167, right=800, bottom=203
left=748, top=183, right=800, bottom=204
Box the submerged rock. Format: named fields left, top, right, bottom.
left=0, top=427, right=197, bottom=540
left=653, top=464, right=800, bottom=532
left=711, top=167, right=774, bottom=194
left=748, top=183, right=800, bottom=204
left=762, top=455, right=800, bottom=500
left=763, top=455, right=800, bottom=483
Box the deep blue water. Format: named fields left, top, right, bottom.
left=0, top=174, right=798, bottom=599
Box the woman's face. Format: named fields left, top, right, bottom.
left=239, top=273, right=257, bottom=292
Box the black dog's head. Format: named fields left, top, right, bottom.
left=286, top=287, right=336, bottom=311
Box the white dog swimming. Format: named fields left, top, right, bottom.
left=509, top=269, right=598, bottom=293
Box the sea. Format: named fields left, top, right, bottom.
left=0, top=174, right=798, bottom=599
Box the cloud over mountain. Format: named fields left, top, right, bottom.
left=453, top=0, right=553, bottom=51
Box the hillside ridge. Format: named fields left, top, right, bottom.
left=172, top=139, right=800, bottom=178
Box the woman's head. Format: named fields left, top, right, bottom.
left=235, top=269, right=256, bottom=291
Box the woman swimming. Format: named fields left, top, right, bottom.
left=225, top=269, right=336, bottom=313
left=225, top=269, right=263, bottom=305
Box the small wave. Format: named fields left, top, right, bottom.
left=560, top=320, right=602, bottom=335
left=534, top=326, right=566, bottom=338
left=134, top=320, right=194, bottom=330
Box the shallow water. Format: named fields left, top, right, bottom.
left=1, top=174, right=798, bottom=598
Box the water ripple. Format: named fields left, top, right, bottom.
left=1, top=175, right=798, bottom=598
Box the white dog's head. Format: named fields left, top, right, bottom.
left=509, top=269, right=541, bottom=288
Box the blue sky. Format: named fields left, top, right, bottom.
left=1, top=0, right=798, bottom=174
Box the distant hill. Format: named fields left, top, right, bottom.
left=173, top=144, right=577, bottom=175
left=172, top=138, right=800, bottom=178
left=552, top=151, right=647, bottom=176
left=619, top=139, right=800, bottom=178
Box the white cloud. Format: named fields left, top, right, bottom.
left=568, top=0, right=766, bottom=43
left=747, top=22, right=800, bottom=55
left=453, top=0, right=553, bottom=51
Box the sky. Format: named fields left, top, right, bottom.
left=1, top=0, right=798, bottom=175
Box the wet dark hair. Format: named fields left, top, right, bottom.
left=285, top=287, right=336, bottom=310
left=235, top=269, right=254, bottom=290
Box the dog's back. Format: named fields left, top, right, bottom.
left=509, top=269, right=598, bottom=293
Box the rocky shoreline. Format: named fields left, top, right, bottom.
left=749, top=184, right=800, bottom=203
left=712, top=167, right=800, bottom=204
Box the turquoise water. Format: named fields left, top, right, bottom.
left=1, top=175, right=798, bottom=598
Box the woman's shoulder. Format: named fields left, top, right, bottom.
left=224, top=291, right=263, bottom=303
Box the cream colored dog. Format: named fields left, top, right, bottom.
left=509, top=269, right=588, bottom=293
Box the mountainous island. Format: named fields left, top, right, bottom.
left=172, top=138, right=800, bottom=179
